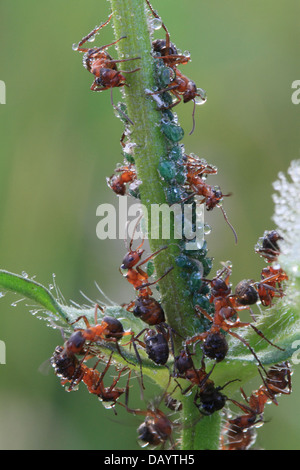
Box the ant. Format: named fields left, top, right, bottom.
left=73, top=12, right=140, bottom=124
left=255, top=230, right=283, bottom=263
left=63, top=304, right=145, bottom=384
left=182, top=154, right=237, bottom=243
left=223, top=361, right=292, bottom=448
left=119, top=383, right=180, bottom=449
left=173, top=350, right=237, bottom=415
left=186, top=266, right=284, bottom=369
left=63, top=351, right=131, bottom=413
left=145, top=0, right=206, bottom=134
left=107, top=164, right=138, bottom=196
left=234, top=264, right=288, bottom=309
left=220, top=419, right=257, bottom=451
left=121, top=222, right=173, bottom=325
left=258, top=265, right=288, bottom=307
left=134, top=323, right=177, bottom=366
left=51, top=345, right=81, bottom=386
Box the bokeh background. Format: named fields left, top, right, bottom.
left=0, top=0, right=299, bottom=450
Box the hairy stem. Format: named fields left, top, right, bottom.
left=109, top=0, right=213, bottom=449
left=109, top=0, right=196, bottom=343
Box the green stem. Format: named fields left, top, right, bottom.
left=182, top=395, right=222, bottom=450
left=109, top=0, right=209, bottom=449
left=109, top=0, right=196, bottom=343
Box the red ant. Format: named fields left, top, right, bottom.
left=119, top=384, right=179, bottom=449
left=73, top=13, right=140, bottom=124
left=182, top=154, right=237, bottom=243
left=186, top=266, right=284, bottom=369
left=107, top=164, right=138, bottom=196
left=134, top=323, right=177, bottom=366
left=51, top=345, right=81, bottom=386
left=255, top=230, right=283, bottom=263
left=258, top=265, right=288, bottom=307
left=145, top=0, right=206, bottom=134
left=173, top=350, right=237, bottom=415
left=222, top=361, right=292, bottom=449
left=234, top=265, right=289, bottom=309
left=63, top=304, right=145, bottom=383
left=220, top=419, right=257, bottom=451
left=61, top=350, right=131, bottom=413
left=121, top=223, right=173, bottom=325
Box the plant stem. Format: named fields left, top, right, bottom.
left=109, top=0, right=215, bottom=450
left=109, top=0, right=197, bottom=342
left=182, top=395, right=222, bottom=450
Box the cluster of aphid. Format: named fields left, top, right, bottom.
left=50, top=1, right=292, bottom=449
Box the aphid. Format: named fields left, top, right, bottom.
left=145, top=0, right=206, bottom=134
left=186, top=266, right=284, bottom=369
left=255, top=230, right=283, bottom=262
left=73, top=13, right=140, bottom=123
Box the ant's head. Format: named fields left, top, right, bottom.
left=65, top=330, right=85, bottom=354
left=182, top=80, right=197, bottom=104
left=121, top=248, right=144, bottom=269
left=206, top=187, right=223, bottom=211
left=210, top=277, right=231, bottom=298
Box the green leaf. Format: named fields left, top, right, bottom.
left=0, top=269, right=170, bottom=386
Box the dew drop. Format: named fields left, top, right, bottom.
left=204, top=224, right=211, bottom=235
left=195, top=88, right=207, bottom=105
left=151, top=17, right=162, bottom=30
left=72, top=43, right=79, bottom=51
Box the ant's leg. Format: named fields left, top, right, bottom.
left=229, top=320, right=284, bottom=352
left=75, top=13, right=114, bottom=51
left=229, top=398, right=255, bottom=415
left=110, top=88, right=134, bottom=125
left=94, top=303, right=105, bottom=324
left=145, top=0, right=171, bottom=53
left=250, top=323, right=284, bottom=351
left=194, top=306, right=214, bottom=323
left=136, top=266, right=174, bottom=291
left=227, top=330, right=267, bottom=374
left=70, top=315, right=90, bottom=329
left=135, top=245, right=168, bottom=269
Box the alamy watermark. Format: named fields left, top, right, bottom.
left=0, top=80, right=6, bottom=104
left=291, top=80, right=300, bottom=105
left=0, top=341, right=6, bottom=364
left=96, top=197, right=205, bottom=250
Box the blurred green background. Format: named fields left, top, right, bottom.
left=0, top=0, right=299, bottom=450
